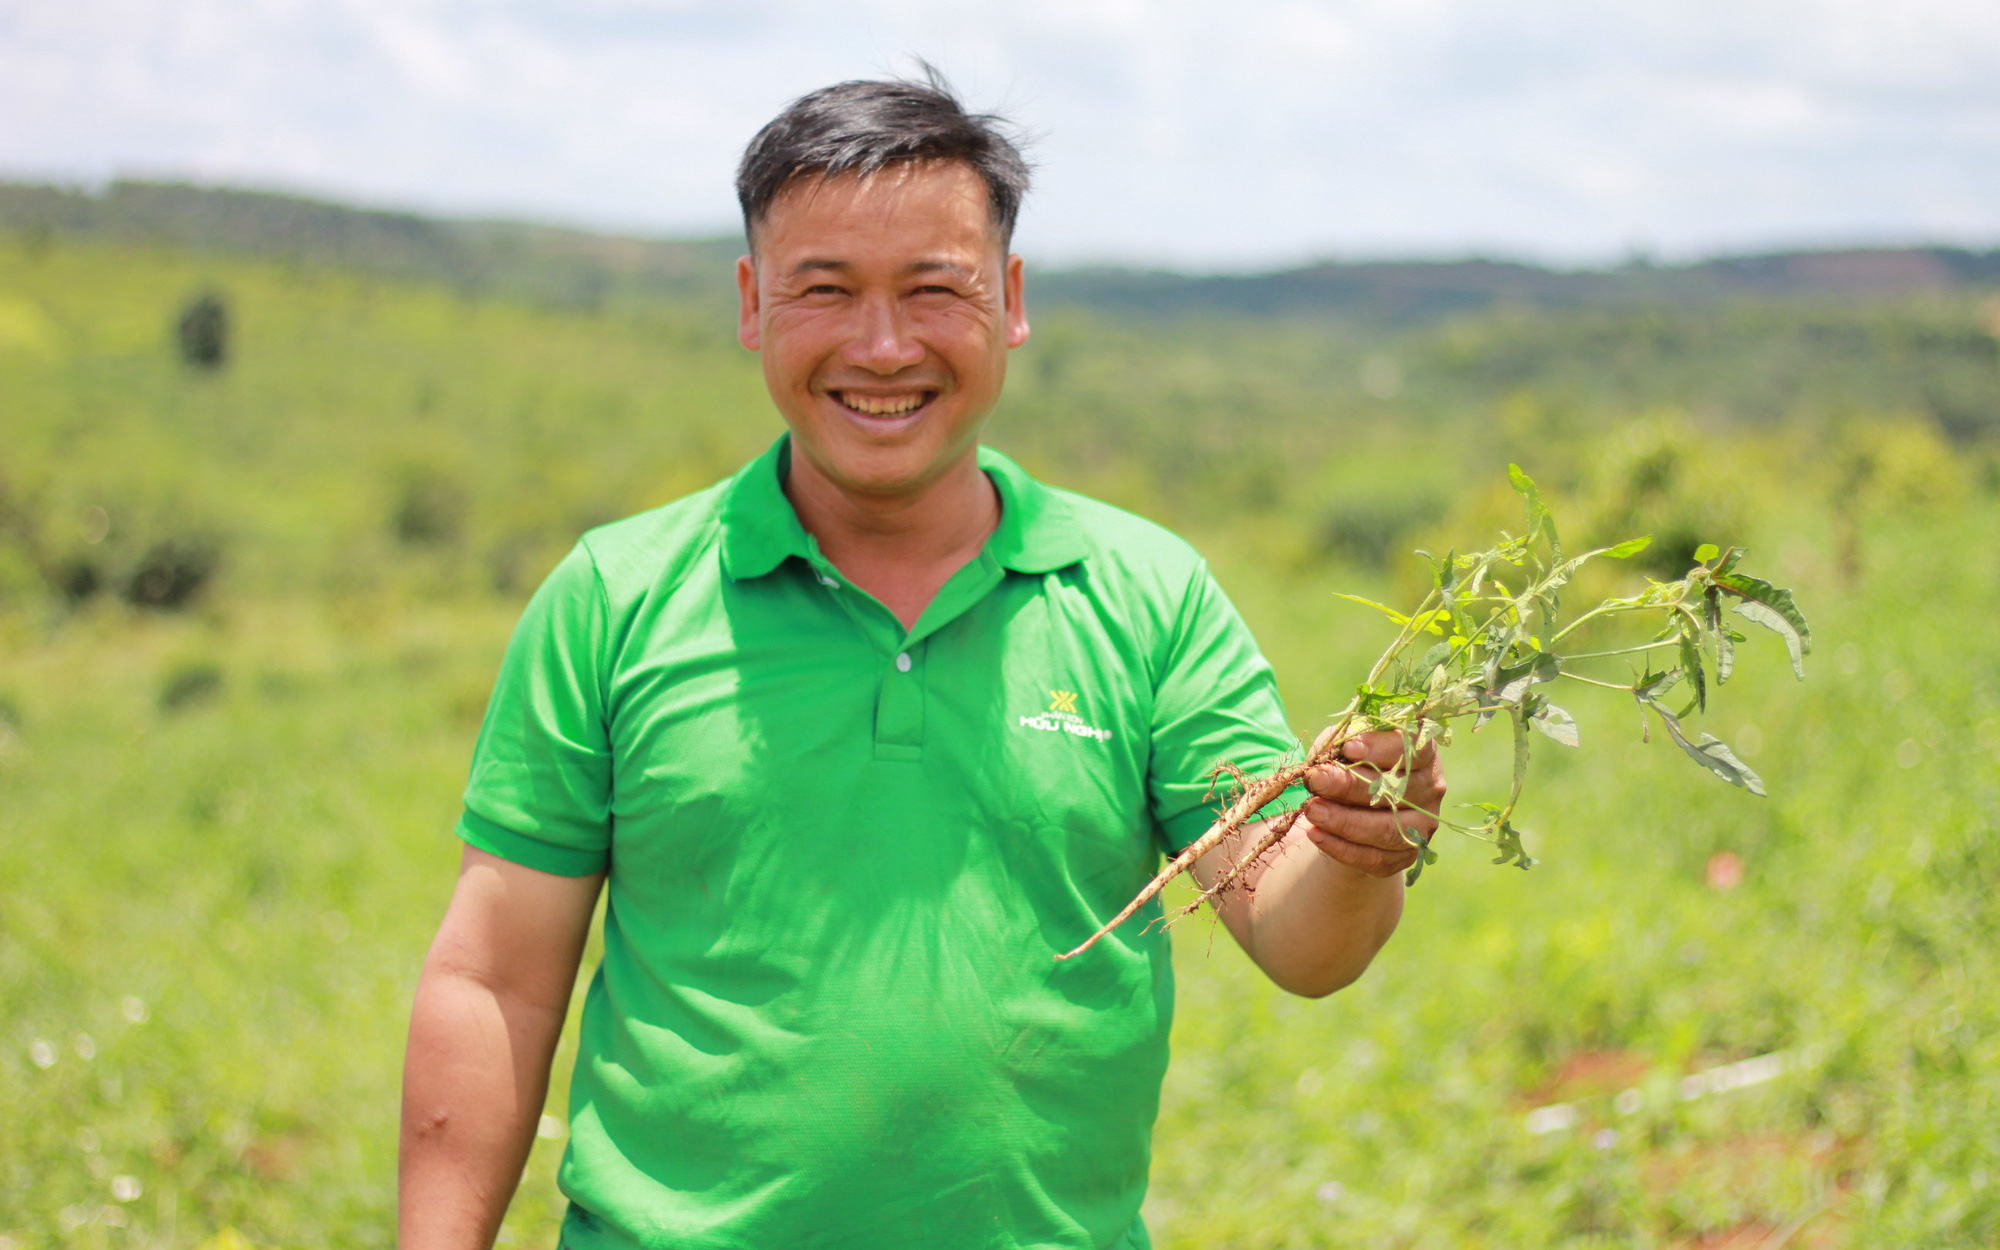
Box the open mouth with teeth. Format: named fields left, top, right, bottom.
left=833, top=390, right=937, bottom=418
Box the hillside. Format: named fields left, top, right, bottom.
left=5, top=179, right=1998, bottom=325
left=1031, top=248, right=2000, bottom=322
left=0, top=180, right=743, bottom=312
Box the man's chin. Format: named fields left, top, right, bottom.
left=791, top=434, right=980, bottom=502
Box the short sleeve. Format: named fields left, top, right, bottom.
left=456, top=543, right=614, bottom=876
left=1147, top=562, right=1306, bottom=852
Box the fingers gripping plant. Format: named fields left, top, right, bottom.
left=1056, top=466, right=1812, bottom=962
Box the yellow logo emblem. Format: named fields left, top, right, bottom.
left=1020, top=687, right=1111, bottom=742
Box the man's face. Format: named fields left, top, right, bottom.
left=736, top=161, right=1029, bottom=501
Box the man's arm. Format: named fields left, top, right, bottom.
left=400, top=846, right=604, bottom=1249
left=1196, top=731, right=1441, bottom=998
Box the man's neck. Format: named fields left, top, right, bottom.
left=783, top=445, right=1001, bottom=630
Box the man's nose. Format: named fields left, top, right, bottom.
left=841, top=293, right=925, bottom=373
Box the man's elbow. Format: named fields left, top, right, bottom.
left=1252, top=913, right=1400, bottom=998
left=1268, top=951, right=1379, bottom=1000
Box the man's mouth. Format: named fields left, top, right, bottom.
left=833, top=390, right=935, bottom=417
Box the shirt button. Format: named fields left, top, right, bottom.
left=818, top=574, right=838, bottom=588
left=895, top=653, right=912, bottom=673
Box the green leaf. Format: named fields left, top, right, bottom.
left=1409, top=608, right=1450, bottom=636
left=1694, top=542, right=1720, bottom=562
left=1507, top=462, right=1537, bottom=498
left=1678, top=624, right=1707, bottom=713
left=1465, top=558, right=1492, bottom=601
left=1714, top=571, right=1813, bottom=679
left=1511, top=707, right=1532, bottom=800
left=1701, top=587, right=1734, bottom=686
left=1476, top=651, right=1561, bottom=729
left=1603, top=536, right=1653, bottom=559
left=1635, top=689, right=1767, bottom=796
left=1492, top=819, right=1536, bottom=869
left=1681, top=730, right=1764, bottom=796
left=1335, top=592, right=1409, bottom=625
left=1368, top=769, right=1411, bottom=806
left=1531, top=702, right=1580, bottom=747
left=1506, top=463, right=1562, bottom=561
left=1433, top=548, right=1459, bottom=594
left=1403, top=829, right=1439, bottom=887
left=1635, top=666, right=1683, bottom=701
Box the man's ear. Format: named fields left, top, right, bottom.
left=736, top=255, right=761, bottom=351
left=1004, top=253, right=1029, bottom=349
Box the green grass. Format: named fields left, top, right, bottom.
left=3, top=235, right=1997, bottom=1247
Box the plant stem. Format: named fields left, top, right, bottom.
left=1561, top=642, right=1673, bottom=661
left=1549, top=601, right=1660, bottom=645
left=1557, top=672, right=1635, bottom=692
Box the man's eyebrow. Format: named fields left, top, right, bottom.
left=906, top=260, right=976, bottom=279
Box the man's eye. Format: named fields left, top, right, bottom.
left=805, top=284, right=847, bottom=296
left=911, top=285, right=958, bottom=297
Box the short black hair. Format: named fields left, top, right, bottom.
left=736, top=67, right=1032, bottom=249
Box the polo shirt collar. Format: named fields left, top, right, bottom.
left=977, top=443, right=1089, bottom=574
left=718, top=435, right=1088, bottom=581
left=718, top=436, right=809, bottom=581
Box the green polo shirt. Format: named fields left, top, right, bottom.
left=458, top=436, right=1302, bottom=1250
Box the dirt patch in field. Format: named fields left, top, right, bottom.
left=242, top=1131, right=314, bottom=1182
left=1522, top=1048, right=1652, bottom=1105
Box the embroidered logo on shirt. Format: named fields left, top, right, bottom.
left=1019, top=688, right=1112, bottom=742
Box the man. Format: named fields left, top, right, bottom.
left=400, top=73, right=1445, bottom=1250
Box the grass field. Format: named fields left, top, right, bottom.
left=3, top=235, right=1997, bottom=1247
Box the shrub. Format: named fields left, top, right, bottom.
left=158, top=661, right=225, bottom=713
left=121, top=537, right=221, bottom=610
left=176, top=291, right=229, bottom=369
left=1318, top=492, right=1448, bottom=569
left=393, top=473, right=469, bottom=547
left=1585, top=418, right=1745, bottom=581
left=54, top=557, right=101, bottom=604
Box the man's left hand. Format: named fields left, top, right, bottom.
left=1299, top=731, right=1446, bottom=878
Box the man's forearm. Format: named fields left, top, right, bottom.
left=399, top=965, right=567, bottom=1249
left=402, top=848, right=601, bottom=1249
left=1201, top=819, right=1405, bottom=998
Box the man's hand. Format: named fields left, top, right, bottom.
left=1196, top=731, right=1444, bottom=997
left=1300, top=730, right=1447, bottom=878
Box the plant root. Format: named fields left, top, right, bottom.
left=1054, top=720, right=1356, bottom=961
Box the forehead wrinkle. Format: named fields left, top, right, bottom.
left=784, top=258, right=981, bottom=280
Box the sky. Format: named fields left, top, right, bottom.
left=4, top=0, right=1998, bottom=270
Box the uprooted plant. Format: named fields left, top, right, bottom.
left=1056, top=465, right=1812, bottom=962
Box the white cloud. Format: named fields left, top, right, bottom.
left=1, top=0, right=1996, bottom=265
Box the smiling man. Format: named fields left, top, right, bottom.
left=399, top=73, right=1444, bottom=1250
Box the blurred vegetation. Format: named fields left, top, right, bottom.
left=174, top=294, right=228, bottom=372
left=1, top=209, right=1997, bottom=1248
left=0, top=182, right=744, bottom=315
